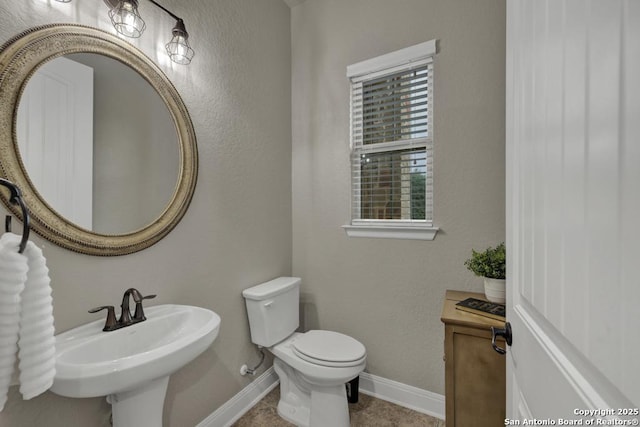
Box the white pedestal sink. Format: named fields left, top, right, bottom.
left=51, top=304, right=221, bottom=427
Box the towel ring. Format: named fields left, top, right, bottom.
left=0, top=178, right=30, bottom=253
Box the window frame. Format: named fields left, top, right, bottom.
left=343, top=39, right=439, bottom=240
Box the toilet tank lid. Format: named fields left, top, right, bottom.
left=242, top=277, right=301, bottom=301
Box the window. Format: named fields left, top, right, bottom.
left=344, top=40, right=438, bottom=240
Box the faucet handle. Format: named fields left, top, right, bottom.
left=130, top=289, right=156, bottom=303
left=88, top=305, right=118, bottom=331
left=133, top=294, right=156, bottom=321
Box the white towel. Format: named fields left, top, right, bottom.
left=18, top=240, right=55, bottom=400
left=0, top=233, right=55, bottom=411
left=0, top=233, right=28, bottom=411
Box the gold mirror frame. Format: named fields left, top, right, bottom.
left=0, top=24, right=198, bottom=256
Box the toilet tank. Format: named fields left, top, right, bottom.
left=242, top=277, right=300, bottom=347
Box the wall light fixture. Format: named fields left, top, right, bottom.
left=108, top=0, right=146, bottom=38
left=54, top=0, right=195, bottom=65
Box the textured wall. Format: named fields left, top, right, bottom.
left=0, top=1, right=291, bottom=426
left=0, top=0, right=506, bottom=423
left=291, top=0, right=506, bottom=395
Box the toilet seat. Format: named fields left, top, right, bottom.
left=292, top=330, right=366, bottom=368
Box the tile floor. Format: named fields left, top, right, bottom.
left=232, top=387, right=446, bottom=426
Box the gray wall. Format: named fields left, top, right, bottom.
left=0, top=0, right=506, bottom=425
left=291, top=0, right=506, bottom=394
left=70, top=53, right=179, bottom=233
left=0, top=1, right=291, bottom=426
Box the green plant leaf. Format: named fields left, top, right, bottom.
left=464, top=242, right=506, bottom=279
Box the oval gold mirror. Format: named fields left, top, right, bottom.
left=0, top=24, right=197, bottom=255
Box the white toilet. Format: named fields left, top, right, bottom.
left=242, top=277, right=366, bottom=427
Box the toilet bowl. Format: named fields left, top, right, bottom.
left=242, top=277, right=367, bottom=427
left=272, top=332, right=366, bottom=426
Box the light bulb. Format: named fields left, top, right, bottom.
left=165, top=19, right=195, bottom=65
left=108, top=0, right=146, bottom=38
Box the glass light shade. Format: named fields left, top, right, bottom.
left=109, top=0, right=146, bottom=38
left=165, top=20, right=195, bottom=65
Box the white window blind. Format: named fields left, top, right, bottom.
left=346, top=40, right=436, bottom=238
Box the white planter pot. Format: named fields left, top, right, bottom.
left=484, top=278, right=506, bottom=303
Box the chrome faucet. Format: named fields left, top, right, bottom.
left=89, top=288, right=156, bottom=332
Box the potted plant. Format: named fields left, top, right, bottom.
left=464, top=242, right=506, bottom=303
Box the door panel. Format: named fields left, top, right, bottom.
left=506, top=0, right=639, bottom=421
left=17, top=56, right=94, bottom=229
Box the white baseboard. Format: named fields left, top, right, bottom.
left=196, top=369, right=445, bottom=427
left=196, top=367, right=279, bottom=427
left=359, top=372, right=445, bottom=420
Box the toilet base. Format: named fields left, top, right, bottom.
left=277, top=396, right=310, bottom=427
left=274, top=358, right=351, bottom=427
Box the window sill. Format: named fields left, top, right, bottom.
left=342, top=224, right=439, bottom=241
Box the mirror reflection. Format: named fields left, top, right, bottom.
left=16, top=53, right=179, bottom=234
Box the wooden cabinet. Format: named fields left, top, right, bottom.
left=441, top=290, right=506, bottom=427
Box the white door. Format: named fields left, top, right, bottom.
left=506, top=0, right=639, bottom=424
left=16, top=56, right=94, bottom=229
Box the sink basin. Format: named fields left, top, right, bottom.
left=51, top=304, right=220, bottom=427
